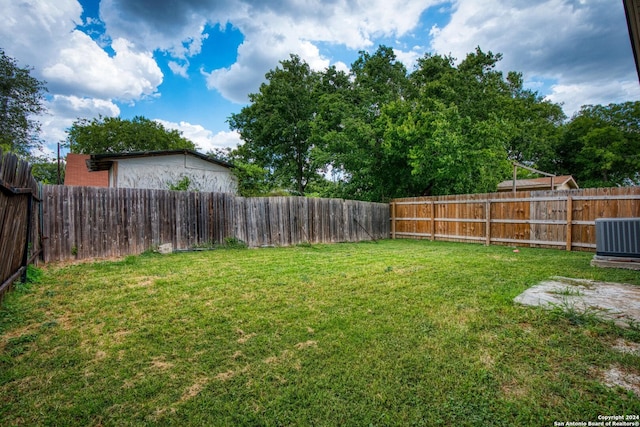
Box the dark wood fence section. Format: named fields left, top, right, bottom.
left=41, top=185, right=390, bottom=262
left=391, top=187, right=640, bottom=251
left=0, top=149, right=42, bottom=301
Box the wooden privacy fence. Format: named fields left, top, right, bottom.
left=0, top=149, right=42, bottom=301
left=42, top=185, right=390, bottom=262
left=390, top=187, right=640, bottom=251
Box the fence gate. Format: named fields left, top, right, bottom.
left=0, top=149, right=42, bottom=302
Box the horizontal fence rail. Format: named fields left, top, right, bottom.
left=41, top=185, right=390, bottom=262
left=390, top=187, right=640, bottom=251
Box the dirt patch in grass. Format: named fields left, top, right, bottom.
left=603, top=365, right=640, bottom=397
left=501, top=380, right=528, bottom=399
left=514, top=276, right=640, bottom=327
left=294, top=340, right=317, bottom=350
left=236, top=329, right=257, bottom=343
left=613, top=338, right=640, bottom=356
left=180, top=377, right=210, bottom=401
left=151, top=357, right=174, bottom=370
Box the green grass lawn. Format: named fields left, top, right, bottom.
left=1, top=239, right=639, bottom=426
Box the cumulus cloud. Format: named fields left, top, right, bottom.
left=546, top=79, right=640, bottom=118
left=429, top=0, right=640, bottom=115
left=202, top=33, right=333, bottom=103
left=3, top=0, right=638, bottom=152
left=43, top=35, right=163, bottom=101
left=101, top=0, right=441, bottom=102
left=0, top=0, right=163, bottom=102
left=155, top=120, right=242, bottom=152
left=393, top=46, right=424, bottom=71
left=0, top=0, right=83, bottom=68
left=38, top=95, right=120, bottom=152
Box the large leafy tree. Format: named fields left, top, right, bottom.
left=317, top=46, right=410, bottom=201
left=228, top=46, right=569, bottom=201
left=0, top=48, right=47, bottom=156
left=31, top=157, right=64, bottom=184
left=383, top=48, right=563, bottom=197
left=67, top=115, right=195, bottom=154
left=228, top=55, right=323, bottom=195
left=555, top=102, right=640, bottom=187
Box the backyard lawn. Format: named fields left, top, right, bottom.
left=1, top=239, right=639, bottom=426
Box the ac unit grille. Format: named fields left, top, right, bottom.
left=595, top=218, right=640, bottom=258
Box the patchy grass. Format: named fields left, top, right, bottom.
left=1, top=239, right=639, bottom=426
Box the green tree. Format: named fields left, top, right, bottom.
left=228, top=55, right=323, bottom=195
left=227, top=46, right=566, bottom=201
left=556, top=102, right=640, bottom=187
left=399, top=48, right=566, bottom=196
left=317, top=46, right=410, bottom=201
left=67, top=116, right=195, bottom=154
left=31, top=157, right=64, bottom=184
left=0, top=48, right=47, bottom=156
left=208, top=147, right=272, bottom=197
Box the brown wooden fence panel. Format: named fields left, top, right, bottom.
left=0, top=149, right=42, bottom=301
left=40, top=186, right=390, bottom=262
left=391, top=187, right=640, bottom=251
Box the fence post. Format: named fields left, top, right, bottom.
left=485, top=200, right=491, bottom=246
left=430, top=199, right=435, bottom=241
left=390, top=202, right=396, bottom=239
left=566, top=195, right=573, bottom=251
left=20, top=193, right=34, bottom=282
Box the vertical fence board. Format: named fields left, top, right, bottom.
left=0, top=150, right=41, bottom=300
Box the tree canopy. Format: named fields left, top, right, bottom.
left=229, top=55, right=323, bottom=195
left=554, top=102, right=640, bottom=187
left=67, top=115, right=195, bottom=154
left=228, top=46, right=574, bottom=200
left=0, top=48, right=47, bottom=157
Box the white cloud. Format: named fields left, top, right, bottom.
left=429, top=0, right=640, bottom=116
left=546, top=78, right=640, bottom=118
left=202, top=31, right=333, bottom=103
left=42, top=35, right=163, bottom=101
left=39, top=95, right=121, bottom=152
left=0, top=0, right=83, bottom=67
left=155, top=120, right=242, bottom=152
left=393, top=47, right=423, bottom=71
left=168, top=61, right=189, bottom=78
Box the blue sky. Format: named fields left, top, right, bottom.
left=0, top=0, right=638, bottom=158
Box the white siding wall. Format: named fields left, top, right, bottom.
left=113, top=154, right=237, bottom=193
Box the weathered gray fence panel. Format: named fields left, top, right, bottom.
left=41, top=186, right=390, bottom=262
left=0, top=149, right=41, bottom=301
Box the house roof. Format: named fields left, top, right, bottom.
left=64, top=153, right=109, bottom=187
left=86, top=149, right=234, bottom=172
left=624, top=0, right=640, bottom=83
left=497, top=175, right=578, bottom=192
